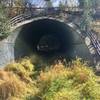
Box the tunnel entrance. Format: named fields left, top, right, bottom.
left=14, top=18, right=93, bottom=62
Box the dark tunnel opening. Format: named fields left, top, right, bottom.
left=14, top=18, right=93, bottom=62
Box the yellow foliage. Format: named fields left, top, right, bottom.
left=20, top=58, right=34, bottom=72
left=38, top=58, right=95, bottom=84
left=4, top=58, right=34, bottom=83
left=54, top=89, right=80, bottom=100
left=37, top=58, right=100, bottom=100
left=0, top=58, right=38, bottom=100
left=81, top=79, right=100, bottom=99
left=38, top=62, right=68, bottom=83
left=0, top=58, right=99, bottom=100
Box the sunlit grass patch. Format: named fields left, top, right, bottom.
left=37, top=58, right=100, bottom=100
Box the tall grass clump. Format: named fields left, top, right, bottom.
left=0, top=58, right=39, bottom=100
left=0, top=71, right=25, bottom=100
left=0, top=4, right=10, bottom=39
left=4, top=58, right=35, bottom=83
left=37, top=59, right=100, bottom=100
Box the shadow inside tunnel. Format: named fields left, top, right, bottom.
left=14, top=18, right=93, bottom=64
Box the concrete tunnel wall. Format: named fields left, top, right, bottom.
left=14, top=18, right=93, bottom=63
left=0, top=18, right=94, bottom=67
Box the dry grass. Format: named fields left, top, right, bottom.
left=38, top=59, right=94, bottom=84
left=0, top=80, right=23, bottom=100
left=0, top=58, right=99, bottom=100
left=0, top=70, right=25, bottom=100
left=0, top=58, right=38, bottom=100
left=0, top=70, right=16, bottom=82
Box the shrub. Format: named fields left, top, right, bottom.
left=4, top=58, right=34, bottom=83
left=37, top=59, right=100, bottom=100
left=42, top=77, right=78, bottom=100
left=1, top=58, right=100, bottom=100
left=3, top=58, right=39, bottom=100
left=81, top=79, right=100, bottom=100
left=53, top=89, right=80, bottom=100
left=0, top=4, right=10, bottom=39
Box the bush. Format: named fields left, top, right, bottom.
left=53, top=89, right=80, bottom=100
left=4, top=58, right=34, bottom=83
left=3, top=58, right=39, bottom=100
left=0, top=4, right=10, bottom=39
left=42, top=77, right=80, bottom=100
left=81, top=80, right=100, bottom=99
left=37, top=59, right=100, bottom=100
left=0, top=58, right=100, bottom=100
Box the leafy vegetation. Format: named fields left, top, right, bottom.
left=0, top=4, right=10, bottom=39
left=0, top=58, right=100, bottom=100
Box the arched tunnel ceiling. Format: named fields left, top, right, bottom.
left=14, top=18, right=93, bottom=62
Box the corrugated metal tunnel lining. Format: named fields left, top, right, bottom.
left=14, top=18, right=93, bottom=62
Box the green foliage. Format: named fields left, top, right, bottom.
left=45, top=0, right=53, bottom=8
left=42, top=77, right=78, bottom=100
left=3, top=58, right=38, bottom=100
left=59, top=1, right=65, bottom=10
left=80, top=0, right=93, bottom=31
left=54, top=89, right=80, bottom=100
left=81, top=80, right=100, bottom=100
left=0, top=58, right=100, bottom=100
left=0, top=4, right=10, bottom=39
left=37, top=59, right=100, bottom=100
left=5, top=58, right=34, bottom=81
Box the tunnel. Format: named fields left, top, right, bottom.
left=14, top=18, right=93, bottom=63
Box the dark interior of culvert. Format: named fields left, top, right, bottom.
left=14, top=18, right=93, bottom=63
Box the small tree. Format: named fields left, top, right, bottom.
left=80, top=0, right=93, bottom=31
left=0, top=4, right=10, bottom=39
left=45, top=0, right=53, bottom=8
left=59, top=1, right=65, bottom=10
